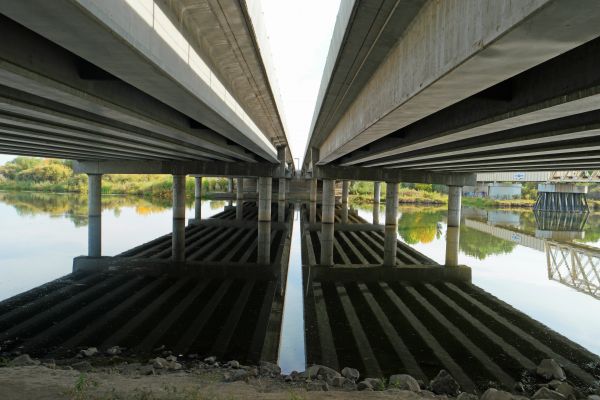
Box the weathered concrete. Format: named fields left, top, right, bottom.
left=172, top=175, right=186, bottom=262
left=383, top=182, right=399, bottom=267
left=194, top=177, right=202, bottom=221
left=258, top=177, right=272, bottom=222
left=309, top=178, right=317, bottom=223
left=257, top=221, right=271, bottom=265
left=445, top=186, right=462, bottom=267
left=320, top=180, right=336, bottom=266
left=87, top=174, right=102, bottom=258
left=236, top=177, right=244, bottom=220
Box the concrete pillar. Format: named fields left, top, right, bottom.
left=341, top=180, right=349, bottom=223
left=445, top=185, right=462, bottom=267
left=258, top=177, right=272, bottom=222
left=309, top=178, right=317, bottom=223
left=320, top=179, right=336, bottom=265
left=172, top=175, right=186, bottom=262
left=236, top=177, right=244, bottom=220
left=373, top=181, right=381, bottom=224
left=257, top=221, right=271, bottom=264
left=383, top=182, right=399, bottom=267
left=194, top=176, right=202, bottom=221
left=87, top=174, right=102, bottom=257
left=228, top=178, right=233, bottom=193
left=278, top=178, right=286, bottom=203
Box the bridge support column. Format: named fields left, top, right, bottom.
left=192, top=176, right=202, bottom=223
left=445, top=185, right=462, bottom=267
left=236, top=177, right=244, bottom=220
left=87, top=174, right=102, bottom=258
left=373, top=181, right=381, bottom=224
left=228, top=178, right=233, bottom=207
left=383, top=182, right=399, bottom=267
left=309, top=178, right=317, bottom=223
left=341, top=180, right=349, bottom=223
left=534, top=183, right=589, bottom=213
left=257, top=177, right=272, bottom=264
left=278, top=179, right=286, bottom=222
left=321, top=179, right=335, bottom=266
left=172, top=174, right=186, bottom=262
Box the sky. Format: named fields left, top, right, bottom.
left=0, top=0, right=341, bottom=167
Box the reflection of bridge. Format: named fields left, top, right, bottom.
left=464, top=217, right=600, bottom=300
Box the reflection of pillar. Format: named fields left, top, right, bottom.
left=383, top=182, right=399, bottom=267
left=373, top=181, right=381, bottom=224
left=258, top=177, right=272, bottom=222
left=236, top=177, right=244, bottom=220
left=87, top=174, right=102, bottom=257
left=309, top=178, right=317, bottom=223
left=257, top=221, right=271, bottom=264
left=445, top=185, right=462, bottom=267
left=341, top=180, right=349, bottom=223
left=321, top=179, right=335, bottom=265
left=172, top=175, right=186, bottom=262
left=194, top=176, right=202, bottom=221
left=278, top=178, right=286, bottom=223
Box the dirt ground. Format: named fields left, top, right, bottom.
left=0, top=365, right=426, bottom=400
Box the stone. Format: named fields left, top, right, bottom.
left=105, top=346, right=121, bottom=356
left=151, top=357, right=167, bottom=369
left=357, top=380, right=373, bottom=391
left=259, top=361, right=281, bottom=376
left=554, top=383, right=575, bottom=400
left=513, top=382, right=526, bottom=393
left=225, top=369, right=248, bottom=382
left=228, top=360, right=240, bottom=369
left=457, top=392, right=478, bottom=400
left=317, top=365, right=341, bottom=381
left=138, top=365, right=154, bottom=376
left=72, top=361, right=93, bottom=372
left=341, top=367, right=360, bottom=382
left=306, top=381, right=329, bottom=391
left=330, top=376, right=345, bottom=387
left=388, top=374, right=421, bottom=392
left=421, top=390, right=437, bottom=398
left=284, top=375, right=293, bottom=382
left=480, top=388, right=514, bottom=400
left=537, top=359, right=566, bottom=381
left=587, top=396, right=600, bottom=400
left=364, top=378, right=385, bottom=391
left=533, top=387, right=566, bottom=400
left=430, top=370, right=460, bottom=396
left=8, top=354, right=40, bottom=367
left=204, top=356, right=216, bottom=365
left=305, top=365, right=321, bottom=379
left=80, top=347, right=98, bottom=357
left=165, top=355, right=177, bottom=363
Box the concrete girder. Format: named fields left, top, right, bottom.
left=313, top=165, right=475, bottom=186
left=0, top=140, right=147, bottom=161
left=341, top=35, right=600, bottom=166
left=441, top=162, right=600, bottom=173
left=73, top=160, right=276, bottom=177
left=420, top=153, right=600, bottom=171
left=0, top=93, right=233, bottom=162
left=311, top=0, right=600, bottom=165
left=0, top=1, right=279, bottom=163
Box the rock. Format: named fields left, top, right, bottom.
left=284, top=375, right=293, bottom=382
left=555, top=383, right=575, bottom=400
left=304, top=365, right=321, bottom=379
left=105, top=346, right=121, bottom=356
left=388, top=374, right=421, bottom=392
left=165, top=355, right=177, bottom=363
left=43, top=359, right=56, bottom=369
left=204, top=356, right=216, bottom=365
left=330, top=376, right=346, bottom=387
left=259, top=361, right=281, bottom=376
left=166, top=361, right=182, bottom=371
left=225, top=369, right=248, bottom=382
left=364, top=378, right=385, bottom=391
left=306, top=381, right=329, bottom=391
left=457, top=392, right=478, bottom=400
left=341, top=367, right=360, bottom=382
left=79, top=347, right=98, bottom=357
left=357, top=380, right=373, bottom=391
left=151, top=357, right=167, bottom=369
left=9, top=354, right=40, bottom=367
left=533, top=387, right=566, bottom=400
left=430, top=370, right=460, bottom=396
left=72, top=361, right=93, bottom=372
left=421, top=390, right=437, bottom=398
left=480, top=388, right=514, bottom=400
left=228, top=360, right=240, bottom=369
left=587, top=396, right=600, bottom=400
left=317, top=365, right=341, bottom=381
left=537, top=359, right=566, bottom=381
left=138, top=365, right=154, bottom=376
left=513, top=382, right=526, bottom=393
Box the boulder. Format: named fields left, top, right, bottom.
left=228, top=360, right=240, bottom=369
left=105, top=346, right=122, bottom=356
left=388, top=374, right=421, bottom=392
left=555, top=382, right=575, bottom=400
left=480, top=388, right=514, bottom=400
left=364, top=378, right=385, bottom=391
left=80, top=347, right=98, bottom=357
left=317, top=365, right=341, bottom=381
left=341, top=367, right=360, bottom=382
left=587, top=396, right=600, bottom=400
left=225, top=369, right=248, bottom=382
left=306, top=381, right=329, bottom=391
left=330, top=376, right=346, bottom=387
left=457, top=392, right=478, bottom=400
left=204, top=356, right=216, bottom=365
left=430, top=369, right=460, bottom=396
left=536, top=359, right=566, bottom=381
left=259, top=361, right=281, bottom=376
left=532, top=387, right=566, bottom=400
left=357, top=380, right=373, bottom=391
left=8, top=354, right=40, bottom=367
left=151, top=357, right=167, bottom=369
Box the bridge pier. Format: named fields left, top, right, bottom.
left=373, top=181, right=381, bottom=224
left=383, top=182, right=399, bottom=267
left=257, top=177, right=272, bottom=264
left=172, top=175, right=186, bottom=262
left=236, top=177, right=244, bottom=220
left=445, top=186, right=462, bottom=267
left=87, top=174, right=102, bottom=258
left=227, top=178, right=233, bottom=207
left=341, top=180, right=349, bottom=223
left=188, top=176, right=202, bottom=225
left=320, top=179, right=336, bottom=266
left=309, top=178, right=317, bottom=223
left=534, top=183, right=589, bottom=213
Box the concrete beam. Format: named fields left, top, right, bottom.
left=314, top=0, right=600, bottom=164
left=313, top=165, right=475, bottom=186
left=73, top=160, right=276, bottom=177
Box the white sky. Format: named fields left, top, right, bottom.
left=0, top=0, right=341, bottom=167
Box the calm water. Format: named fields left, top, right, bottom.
left=0, top=191, right=598, bottom=367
